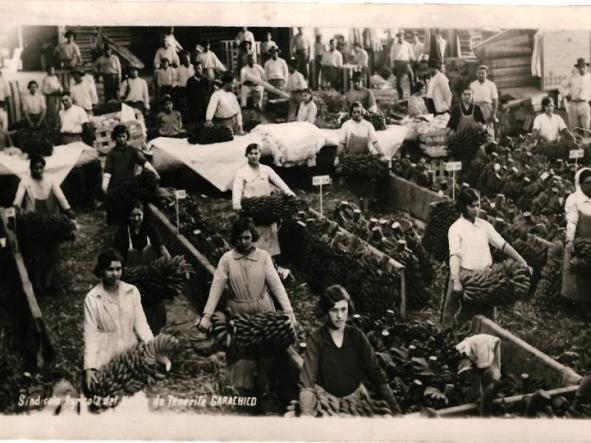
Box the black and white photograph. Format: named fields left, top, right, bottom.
left=2, top=2, right=591, bottom=441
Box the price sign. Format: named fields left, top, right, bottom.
left=570, top=149, right=584, bottom=159
left=0, top=238, right=5, bottom=248
left=312, top=175, right=331, bottom=186
left=540, top=172, right=550, bottom=181
left=445, top=161, right=462, bottom=172
left=5, top=207, right=15, bottom=218
left=175, top=189, right=187, bottom=199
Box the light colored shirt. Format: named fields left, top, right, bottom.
left=560, top=72, right=591, bottom=102
left=0, top=108, right=7, bottom=131
left=42, top=75, right=62, bottom=95
left=70, top=80, right=98, bottom=111
left=236, top=30, right=256, bottom=46
left=533, top=113, right=567, bottom=142
left=321, top=49, right=343, bottom=68
left=54, top=42, right=82, bottom=67
left=13, top=174, right=70, bottom=212
left=93, top=54, right=122, bottom=78
left=292, top=33, right=310, bottom=53
left=196, top=51, right=225, bottom=71
left=408, top=95, right=428, bottom=117
left=175, top=64, right=195, bottom=87
left=206, top=89, right=241, bottom=121
left=241, top=64, right=266, bottom=84
left=84, top=281, right=154, bottom=369
left=157, top=110, right=183, bottom=136
left=286, top=71, right=308, bottom=92
left=314, top=42, right=326, bottom=59
left=390, top=41, right=415, bottom=63
left=448, top=216, right=506, bottom=271
left=261, top=40, right=278, bottom=55
left=352, top=48, right=369, bottom=67
left=154, top=46, right=180, bottom=68
left=203, top=247, right=293, bottom=316
left=427, top=71, right=453, bottom=113
left=22, top=92, right=46, bottom=115
left=339, top=119, right=380, bottom=155
left=345, top=87, right=377, bottom=113
left=264, top=57, right=289, bottom=81
left=0, top=77, right=10, bottom=101
left=119, top=77, right=150, bottom=109
left=232, top=163, right=294, bottom=210
left=565, top=190, right=591, bottom=242
left=154, top=67, right=177, bottom=87
left=297, top=100, right=318, bottom=124
left=470, top=79, right=499, bottom=104
left=59, top=104, right=89, bottom=134
left=411, top=41, right=424, bottom=60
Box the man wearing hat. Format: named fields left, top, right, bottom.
left=470, top=65, right=498, bottom=140
left=118, top=65, right=150, bottom=114
left=389, top=31, right=415, bottom=100
left=240, top=53, right=266, bottom=110
left=345, top=71, right=377, bottom=113
left=264, top=46, right=289, bottom=93
left=53, top=30, right=82, bottom=70
left=205, top=74, right=244, bottom=135
left=559, top=58, right=591, bottom=134
left=69, top=67, right=98, bottom=114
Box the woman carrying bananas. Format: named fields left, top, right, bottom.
left=562, top=168, right=591, bottom=319
left=197, top=217, right=296, bottom=402
left=113, top=200, right=171, bottom=334
left=233, top=143, right=295, bottom=257
left=299, top=285, right=401, bottom=416
left=442, top=187, right=532, bottom=327
left=83, top=248, right=154, bottom=392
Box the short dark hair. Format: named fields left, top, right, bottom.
left=541, top=97, right=553, bottom=109
left=318, top=285, right=355, bottom=316
left=93, top=248, right=124, bottom=278
left=111, top=124, right=130, bottom=141
left=127, top=199, right=144, bottom=216
left=579, top=169, right=591, bottom=185
left=221, top=74, right=234, bottom=84
left=244, top=143, right=260, bottom=156
left=27, top=80, right=38, bottom=89
left=160, top=94, right=173, bottom=106
left=29, top=154, right=46, bottom=169
left=457, top=187, right=480, bottom=212
left=230, top=217, right=260, bottom=245
left=65, top=30, right=76, bottom=38
left=60, top=91, right=71, bottom=98
left=349, top=101, right=364, bottom=113
left=413, top=81, right=425, bottom=93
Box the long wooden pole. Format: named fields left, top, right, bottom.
left=243, top=72, right=290, bottom=99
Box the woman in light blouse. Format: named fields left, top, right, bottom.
left=563, top=168, right=591, bottom=318
left=23, top=80, right=46, bottom=129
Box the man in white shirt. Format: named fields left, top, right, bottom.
left=196, top=40, right=226, bottom=81
left=264, top=47, right=289, bottom=91
left=313, top=34, right=326, bottom=90
left=240, top=54, right=265, bottom=110
left=236, top=27, right=256, bottom=48
left=70, top=69, right=98, bottom=114
left=531, top=97, right=575, bottom=143
left=390, top=31, right=415, bottom=99
left=321, top=39, right=343, bottom=91
left=426, top=62, right=452, bottom=114
left=59, top=92, right=89, bottom=144
left=154, top=36, right=180, bottom=68
left=291, top=27, right=311, bottom=80
left=560, top=58, right=591, bottom=134
left=470, top=65, right=498, bottom=140
left=338, top=102, right=381, bottom=157
left=119, top=66, right=150, bottom=114
left=205, top=74, right=244, bottom=135
left=352, top=42, right=370, bottom=86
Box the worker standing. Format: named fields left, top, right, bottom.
left=291, top=27, right=311, bottom=80
left=205, top=74, right=244, bottom=135
left=390, top=31, right=415, bottom=100
left=470, top=65, right=498, bottom=141
left=559, top=58, right=591, bottom=135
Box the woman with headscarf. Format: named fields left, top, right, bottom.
left=563, top=167, right=591, bottom=318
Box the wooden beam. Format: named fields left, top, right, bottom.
left=243, top=72, right=290, bottom=99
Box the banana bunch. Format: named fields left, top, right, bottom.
left=241, top=194, right=306, bottom=226
left=16, top=212, right=76, bottom=249
left=188, top=125, right=234, bottom=145
left=447, top=123, right=488, bottom=162
left=423, top=201, right=460, bottom=262
left=460, top=260, right=531, bottom=309
left=89, top=334, right=180, bottom=409
left=122, top=255, right=193, bottom=303
left=13, top=129, right=54, bottom=157
left=476, top=162, right=504, bottom=198
left=339, top=153, right=389, bottom=179
left=570, top=238, right=591, bottom=270
left=533, top=241, right=564, bottom=307
left=532, top=139, right=581, bottom=162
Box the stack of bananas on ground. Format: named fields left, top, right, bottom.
left=460, top=260, right=531, bottom=309
left=339, top=153, right=389, bottom=179
left=88, top=334, right=180, bottom=410
left=122, top=255, right=193, bottom=303
left=241, top=194, right=306, bottom=225
left=16, top=213, right=76, bottom=250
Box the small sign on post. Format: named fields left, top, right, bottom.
left=445, top=161, right=462, bottom=201
left=570, top=148, right=584, bottom=171
left=174, top=190, right=187, bottom=232
left=312, top=175, right=331, bottom=216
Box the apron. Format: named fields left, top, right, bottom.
left=562, top=211, right=591, bottom=302
left=456, top=106, right=476, bottom=133
left=23, top=192, right=61, bottom=275
left=344, top=132, right=377, bottom=201
left=126, top=228, right=165, bottom=334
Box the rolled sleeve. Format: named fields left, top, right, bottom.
left=448, top=224, right=461, bottom=258
left=484, top=220, right=506, bottom=250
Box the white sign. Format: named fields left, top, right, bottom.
left=569, top=149, right=584, bottom=159
left=5, top=207, right=15, bottom=218
left=175, top=189, right=187, bottom=199
left=312, top=175, right=331, bottom=186
left=445, top=161, right=462, bottom=172
left=540, top=172, right=550, bottom=181
left=0, top=238, right=5, bottom=248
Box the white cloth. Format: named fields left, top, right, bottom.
left=206, top=89, right=241, bottom=120
left=339, top=119, right=379, bottom=155
left=565, top=170, right=591, bottom=242
left=321, top=124, right=408, bottom=158
left=59, top=104, right=89, bottom=134
left=560, top=72, right=591, bottom=102
left=470, top=79, right=499, bottom=104
left=532, top=113, right=567, bottom=142
left=426, top=71, right=452, bottom=113
left=297, top=100, right=318, bottom=124
left=175, top=64, right=194, bottom=87
left=390, top=41, right=415, bottom=62
left=264, top=58, right=289, bottom=81
left=286, top=71, right=307, bottom=92
left=448, top=216, right=506, bottom=271
left=232, top=163, right=294, bottom=210
left=70, top=80, right=97, bottom=111
left=456, top=334, right=501, bottom=380
left=84, top=281, right=154, bottom=369
left=321, top=50, right=343, bottom=68
left=119, top=77, right=150, bottom=109
left=22, top=92, right=46, bottom=114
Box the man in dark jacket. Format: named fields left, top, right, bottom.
left=185, top=61, right=213, bottom=125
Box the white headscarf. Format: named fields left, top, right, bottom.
left=575, top=167, right=591, bottom=194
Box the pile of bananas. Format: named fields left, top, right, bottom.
left=188, top=125, right=233, bottom=145
left=16, top=212, right=76, bottom=249
left=285, top=385, right=393, bottom=417
left=570, top=238, right=591, bottom=270
left=534, top=241, right=564, bottom=307
left=122, top=255, right=193, bottom=303
left=241, top=194, right=306, bottom=225
left=447, top=123, right=488, bottom=162
left=423, top=200, right=459, bottom=262
left=88, top=334, right=180, bottom=410
left=339, top=153, right=389, bottom=179
left=13, top=129, right=54, bottom=157
left=532, top=139, right=581, bottom=162
left=460, top=260, right=531, bottom=309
